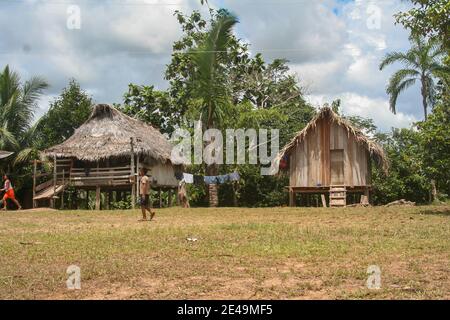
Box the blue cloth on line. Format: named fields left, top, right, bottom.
left=204, top=176, right=216, bottom=185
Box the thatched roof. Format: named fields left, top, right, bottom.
left=278, top=106, right=388, bottom=172
left=45, top=104, right=173, bottom=163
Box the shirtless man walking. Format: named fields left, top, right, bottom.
left=139, top=168, right=155, bottom=221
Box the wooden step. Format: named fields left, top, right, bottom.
left=329, top=186, right=347, bottom=207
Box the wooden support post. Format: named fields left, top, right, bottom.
left=289, top=188, right=295, bottom=207
left=321, top=194, right=327, bottom=207
left=95, top=186, right=101, bottom=210
left=32, top=159, right=37, bottom=208
left=60, top=169, right=65, bottom=209
left=130, top=138, right=135, bottom=209
left=86, top=190, right=90, bottom=209
left=159, top=188, right=162, bottom=208
left=107, top=191, right=112, bottom=210
left=52, top=155, right=57, bottom=209
left=168, top=189, right=172, bottom=207
left=136, top=155, right=140, bottom=204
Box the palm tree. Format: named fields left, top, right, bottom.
left=0, top=65, right=48, bottom=169
left=379, top=35, right=446, bottom=120
left=190, top=12, right=238, bottom=206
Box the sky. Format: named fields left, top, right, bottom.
left=0, top=0, right=421, bottom=131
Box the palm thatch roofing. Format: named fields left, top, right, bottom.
left=278, top=106, right=388, bottom=173
left=45, top=104, right=173, bottom=163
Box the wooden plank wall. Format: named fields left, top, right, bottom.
left=289, top=119, right=370, bottom=187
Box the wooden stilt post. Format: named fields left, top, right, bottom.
left=107, top=191, right=112, bottom=210
left=159, top=188, right=162, bottom=208
left=136, top=154, right=140, bottom=205
left=60, top=169, right=65, bottom=209
left=32, top=159, right=37, bottom=208
left=95, top=186, right=101, bottom=210
left=86, top=190, right=90, bottom=209
left=321, top=194, right=327, bottom=207
left=168, top=189, right=172, bottom=207
left=52, top=155, right=57, bottom=209
left=130, top=138, right=135, bottom=209
left=289, top=187, right=295, bottom=207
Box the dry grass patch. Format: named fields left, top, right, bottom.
left=0, top=206, right=448, bottom=299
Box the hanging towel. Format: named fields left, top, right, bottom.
left=229, top=171, right=240, bottom=181
left=216, top=174, right=230, bottom=184
left=182, top=173, right=194, bottom=184
left=204, top=176, right=217, bottom=185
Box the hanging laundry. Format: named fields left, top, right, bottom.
left=182, top=173, right=194, bottom=184
left=216, top=175, right=230, bottom=184
left=193, top=175, right=204, bottom=185
left=174, top=171, right=183, bottom=180
left=204, top=176, right=217, bottom=185
left=229, top=171, right=240, bottom=181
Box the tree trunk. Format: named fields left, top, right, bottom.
left=207, top=164, right=219, bottom=207
left=206, top=112, right=219, bottom=208
left=421, top=76, right=428, bottom=121
left=431, top=179, right=437, bottom=202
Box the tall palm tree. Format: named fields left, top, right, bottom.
left=190, top=12, right=238, bottom=206
left=379, top=35, right=446, bottom=120
left=0, top=65, right=48, bottom=168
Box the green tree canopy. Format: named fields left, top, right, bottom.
left=35, top=79, right=93, bottom=150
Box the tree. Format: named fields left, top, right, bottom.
left=34, top=79, right=93, bottom=151
left=0, top=65, right=48, bottom=166
left=418, top=103, right=450, bottom=199
left=118, top=84, right=176, bottom=135
left=379, top=35, right=447, bottom=120
left=189, top=12, right=238, bottom=206
left=371, top=128, right=431, bottom=204
left=395, top=0, right=450, bottom=49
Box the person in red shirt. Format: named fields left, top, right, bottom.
left=1, top=174, right=22, bottom=210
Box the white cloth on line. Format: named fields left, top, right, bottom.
left=182, top=173, right=194, bottom=184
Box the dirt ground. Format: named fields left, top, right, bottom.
left=0, top=205, right=448, bottom=299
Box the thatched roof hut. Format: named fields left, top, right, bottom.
left=45, top=104, right=173, bottom=164
left=279, top=106, right=388, bottom=173
left=278, top=106, right=388, bottom=207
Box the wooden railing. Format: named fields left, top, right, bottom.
left=69, top=166, right=132, bottom=186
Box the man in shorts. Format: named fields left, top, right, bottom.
left=0, top=174, right=22, bottom=210
left=139, top=168, right=155, bottom=221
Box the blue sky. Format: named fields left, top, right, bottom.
left=0, top=0, right=420, bottom=131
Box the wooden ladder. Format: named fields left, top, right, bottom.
left=329, top=185, right=346, bottom=207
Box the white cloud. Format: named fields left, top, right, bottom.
left=0, top=0, right=422, bottom=128
left=307, top=92, right=417, bottom=131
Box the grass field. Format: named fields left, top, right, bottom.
left=0, top=205, right=448, bottom=300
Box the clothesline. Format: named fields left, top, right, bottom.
left=174, top=171, right=240, bottom=185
